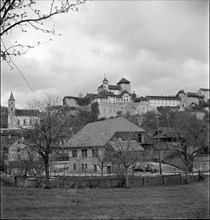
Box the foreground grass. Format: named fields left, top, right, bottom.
left=1, top=177, right=209, bottom=219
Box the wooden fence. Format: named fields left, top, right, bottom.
left=14, top=173, right=202, bottom=188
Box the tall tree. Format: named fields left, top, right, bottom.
left=165, top=113, right=209, bottom=183
left=1, top=0, right=87, bottom=65
left=23, top=95, right=84, bottom=188
left=109, top=136, right=143, bottom=188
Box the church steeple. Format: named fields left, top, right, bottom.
left=9, top=91, right=15, bottom=101
left=8, top=91, right=16, bottom=129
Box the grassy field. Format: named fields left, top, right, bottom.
left=1, top=177, right=209, bottom=219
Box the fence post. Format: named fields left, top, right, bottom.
left=179, top=173, right=182, bottom=183
left=162, top=175, right=166, bottom=186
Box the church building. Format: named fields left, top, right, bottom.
left=8, top=92, right=39, bottom=129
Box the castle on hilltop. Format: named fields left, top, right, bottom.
left=63, top=77, right=209, bottom=119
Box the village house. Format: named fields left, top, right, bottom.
left=64, top=117, right=152, bottom=176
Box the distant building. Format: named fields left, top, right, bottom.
left=197, top=88, right=210, bottom=103
left=145, top=96, right=181, bottom=108
left=176, top=90, right=204, bottom=110
left=8, top=92, right=39, bottom=129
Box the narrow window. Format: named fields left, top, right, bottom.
left=82, top=149, right=87, bottom=157
left=72, top=150, right=77, bottom=157
left=138, top=133, right=142, bottom=143
left=23, top=119, right=26, bottom=125
left=85, top=164, right=88, bottom=170
left=107, top=166, right=112, bottom=174
left=73, top=163, right=76, bottom=170
left=82, top=164, right=84, bottom=170
left=94, top=165, right=97, bottom=172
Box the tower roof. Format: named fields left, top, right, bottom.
left=103, top=77, right=108, bottom=83
left=8, top=92, right=15, bottom=101
left=117, top=78, right=130, bottom=84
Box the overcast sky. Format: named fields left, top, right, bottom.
left=1, top=0, right=209, bottom=109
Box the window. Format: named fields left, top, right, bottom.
left=107, top=166, right=112, bottom=174
left=92, top=148, right=98, bottom=157
left=85, top=164, right=88, bottom=170
left=138, top=133, right=142, bottom=143
left=82, top=149, right=87, bottom=157
left=29, top=119, right=32, bottom=124
left=72, top=150, right=77, bottom=157
left=73, top=163, right=76, bottom=170
left=17, top=119, right=20, bottom=125
left=82, top=164, right=84, bottom=170
left=94, top=165, right=97, bottom=172
left=23, top=119, right=26, bottom=125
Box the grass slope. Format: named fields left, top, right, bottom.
left=1, top=177, right=209, bottom=219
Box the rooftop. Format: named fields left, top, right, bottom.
left=65, top=117, right=144, bottom=148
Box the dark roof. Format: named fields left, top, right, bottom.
left=97, top=90, right=117, bottom=98
left=66, top=117, right=145, bottom=148
left=187, top=92, right=203, bottom=98
left=152, top=127, right=185, bottom=139
left=15, top=109, right=39, bottom=117
left=63, top=96, right=91, bottom=106
left=133, top=96, right=149, bottom=102
left=8, top=92, right=15, bottom=101
left=199, top=88, right=210, bottom=91
left=146, top=96, right=180, bottom=100
left=117, top=78, right=130, bottom=84
left=85, top=93, right=97, bottom=99
left=109, top=85, right=121, bottom=90
left=98, top=85, right=121, bottom=91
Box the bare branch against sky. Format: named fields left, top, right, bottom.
left=1, top=1, right=209, bottom=108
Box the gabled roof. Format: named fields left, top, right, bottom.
left=117, top=78, right=130, bottom=84
left=15, top=109, right=39, bottom=117
left=66, top=117, right=145, bottom=148
left=109, top=140, right=144, bottom=151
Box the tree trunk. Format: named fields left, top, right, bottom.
left=185, top=164, right=190, bottom=184
left=101, top=167, right=104, bottom=177
left=125, top=168, right=129, bottom=188
left=44, top=157, right=50, bottom=188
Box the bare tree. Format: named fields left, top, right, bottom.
left=93, top=146, right=111, bottom=177
left=1, top=0, right=88, bottom=64
left=165, top=113, right=209, bottom=183
left=16, top=146, right=44, bottom=177
left=22, top=94, right=79, bottom=188
left=109, top=136, right=143, bottom=188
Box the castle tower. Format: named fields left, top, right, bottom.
left=102, top=77, right=109, bottom=91
left=117, top=77, right=131, bottom=93
left=8, top=91, right=16, bottom=129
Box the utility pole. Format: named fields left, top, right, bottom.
left=155, top=113, right=162, bottom=175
